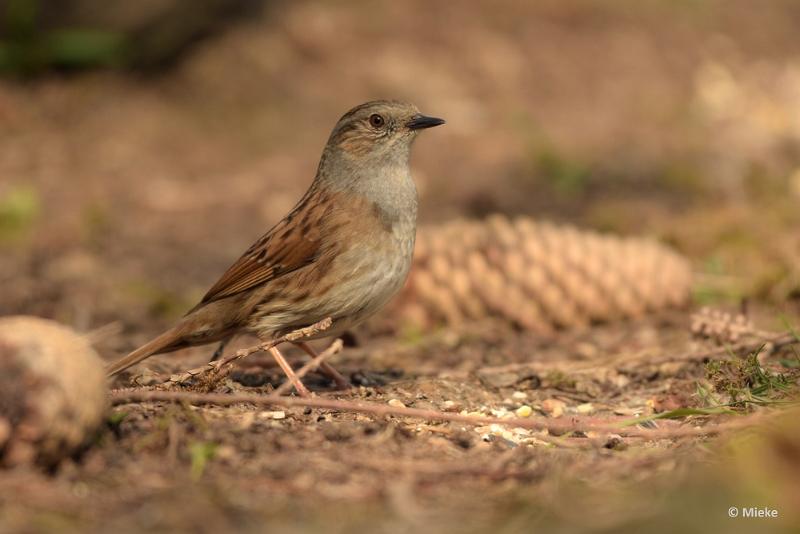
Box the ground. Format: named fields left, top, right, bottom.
left=3, top=314, right=800, bottom=532
left=2, top=1, right=800, bottom=532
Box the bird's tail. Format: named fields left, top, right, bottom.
left=106, top=328, right=188, bottom=377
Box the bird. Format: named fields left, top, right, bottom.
left=106, top=100, right=445, bottom=395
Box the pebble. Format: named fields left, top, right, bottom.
left=604, top=434, right=626, bottom=450
left=440, top=400, right=460, bottom=412
left=259, top=410, right=286, bottom=420
left=473, top=423, right=536, bottom=446
left=541, top=399, right=566, bottom=418
left=515, top=405, right=533, bottom=417
left=575, top=403, right=594, bottom=414
left=387, top=399, right=406, bottom=408
left=511, top=391, right=528, bottom=400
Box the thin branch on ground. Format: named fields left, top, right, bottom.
left=109, top=388, right=771, bottom=440
left=168, top=318, right=333, bottom=384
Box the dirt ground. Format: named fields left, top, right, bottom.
left=3, top=315, right=800, bottom=533
left=2, top=1, right=800, bottom=532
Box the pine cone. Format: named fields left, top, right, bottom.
left=690, top=307, right=756, bottom=344
left=379, top=215, right=691, bottom=334
left=0, top=316, right=108, bottom=468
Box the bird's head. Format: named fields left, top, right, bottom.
left=325, top=100, right=445, bottom=164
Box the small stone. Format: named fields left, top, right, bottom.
left=575, top=403, right=594, bottom=414
left=452, top=431, right=474, bottom=449
left=515, top=405, right=533, bottom=418
left=489, top=424, right=505, bottom=434
left=387, top=399, right=406, bottom=408
left=441, top=400, right=460, bottom=412
left=258, top=410, right=285, bottom=420
left=511, top=391, right=528, bottom=400
left=541, top=399, right=566, bottom=418
left=604, top=434, right=626, bottom=450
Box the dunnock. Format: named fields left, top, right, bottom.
left=107, top=101, right=444, bottom=394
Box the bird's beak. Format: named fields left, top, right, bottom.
left=406, top=114, right=446, bottom=130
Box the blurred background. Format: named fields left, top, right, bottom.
left=2, top=1, right=800, bottom=532
left=2, top=0, right=800, bottom=336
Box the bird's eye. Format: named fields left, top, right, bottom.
left=368, top=114, right=385, bottom=128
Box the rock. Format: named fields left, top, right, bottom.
left=541, top=399, right=566, bottom=418
left=515, top=405, right=533, bottom=417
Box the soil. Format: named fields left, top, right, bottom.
left=0, top=312, right=796, bottom=532
left=2, top=1, right=800, bottom=532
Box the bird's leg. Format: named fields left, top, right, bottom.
left=293, top=341, right=351, bottom=390
left=268, top=345, right=310, bottom=397
left=208, top=337, right=231, bottom=362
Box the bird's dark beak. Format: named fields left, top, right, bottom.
left=406, top=114, right=446, bottom=130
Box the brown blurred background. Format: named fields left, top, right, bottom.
left=2, top=0, right=800, bottom=340
left=3, top=2, right=800, bottom=532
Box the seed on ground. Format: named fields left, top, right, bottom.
left=515, top=405, right=533, bottom=417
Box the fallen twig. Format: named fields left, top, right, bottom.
left=109, top=388, right=770, bottom=440
left=168, top=318, right=333, bottom=384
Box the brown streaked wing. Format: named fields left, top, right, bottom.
left=191, top=189, right=328, bottom=309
